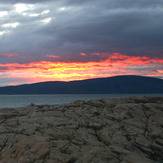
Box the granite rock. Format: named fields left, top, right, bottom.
left=0, top=96, right=162, bottom=162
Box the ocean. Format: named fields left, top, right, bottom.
left=0, top=94, right=162, bottom=108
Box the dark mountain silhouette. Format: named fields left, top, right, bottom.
left=0, top=75, right=163, bottom=94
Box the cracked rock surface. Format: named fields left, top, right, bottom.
left=0, top=96, right=163, bottom=163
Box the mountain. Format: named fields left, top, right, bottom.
left=0, top=75, right=163, bottom=94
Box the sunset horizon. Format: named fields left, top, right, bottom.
left=0, top=0, right=163, bottom=86
left=0, top=1, right=163, bottom=161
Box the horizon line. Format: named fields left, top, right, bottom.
left=1, top=74, right=162, bottom=88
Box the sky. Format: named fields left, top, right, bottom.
left=0, top=0, right=163, bottom=86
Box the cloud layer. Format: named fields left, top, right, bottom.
left=0, top=53, right=162, bottom=86
left=0, top=0, right=163, bottom=85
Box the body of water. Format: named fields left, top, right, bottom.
left=0, top=94, right=162, bottom=108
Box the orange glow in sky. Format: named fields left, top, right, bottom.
left=0, top=53, right=162, bottom=86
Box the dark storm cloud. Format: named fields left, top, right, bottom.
left=37, top=1, right=163, bottom=58
left=0, top=0, right=51, bottom=4
left=0, top=0, right=163, bottom=64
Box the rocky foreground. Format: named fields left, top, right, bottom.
left=0, top=96, right=163, bottom=163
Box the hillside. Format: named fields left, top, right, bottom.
left=0, top=75, right=163, bottom=94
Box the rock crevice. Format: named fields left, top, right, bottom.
left=0, top=96, right=162, bottom=163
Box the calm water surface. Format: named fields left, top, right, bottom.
left=0, top=94, right=162, bottom=108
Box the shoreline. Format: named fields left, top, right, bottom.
left=0, top=94, right=163, bottom=109
left=0, top=96, right=163, bottom=162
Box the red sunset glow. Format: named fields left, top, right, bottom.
left=0, top=53, right=19, bottom=57
left=0, top=0, right=162, bottom=87
left=0, top=53, right=162, bottom=86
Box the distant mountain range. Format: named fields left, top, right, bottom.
left=0, top=75, right=163, bottom=94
